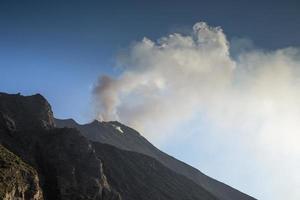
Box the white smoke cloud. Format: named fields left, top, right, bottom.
left=93, top=22, right=300, bottom=200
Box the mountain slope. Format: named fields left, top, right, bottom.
left=55, top=119, right=256, bottom=200
left=94, top=142, right=217, bottom=200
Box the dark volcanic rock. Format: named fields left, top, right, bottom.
left=93, top=142, right=217, bottom=200
left=35, top=128, right=121, bottom=200
left=0, top=93, right=120, bottom=200
left=56, top=119, right=256, bottom=200
left=0, top=144, right=43, bottom=200
left=0, top=93, right=54, bottom=131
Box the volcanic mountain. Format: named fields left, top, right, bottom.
left=0, top=92, right=256, bottom=200
left=55, top=119, right=256, bottom=200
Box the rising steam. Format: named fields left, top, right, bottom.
left=93, top=22, right=300, bottom=200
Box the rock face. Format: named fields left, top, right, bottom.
left=34, top=128, right=121, bottom=200
left=94, top=142, right=217, bottom=200
left=0, top=144, right=43, bottom=200
left=0, top=93, right=120, bottom=200
left=0, top=93, right=54, bottom=131
left=55, top=119, right=256, bottom=200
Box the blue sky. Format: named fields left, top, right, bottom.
left=1, top=0, right=299, bottom=122
left=1, top=1, right=300, bottom=199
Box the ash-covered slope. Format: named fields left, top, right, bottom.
left=0, top=93, right=120, bottom=200
left=55, top=119, right=256, bottom=200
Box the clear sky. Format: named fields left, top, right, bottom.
left=1, top=1, right=300, bottom=200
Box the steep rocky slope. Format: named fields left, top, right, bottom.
left=55, top=119, right=256, bottom=200
left=0, top=144, right=43, bottom=200
left=94, top=142, right=217, bottom=200
left=0, top=93, right=120, bottom=200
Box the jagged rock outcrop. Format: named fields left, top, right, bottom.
left=0, top=93, right=120, bottom=200
left=0, top=144, right=43, bottom=200
left=0, top=93, right=54, bottom=131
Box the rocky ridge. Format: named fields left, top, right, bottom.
left=0, top=93, right=120, bottom=200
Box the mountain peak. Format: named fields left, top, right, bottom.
left=0, top=92, right=55, bottom=130
left=90, top=119, right=102, bottom=125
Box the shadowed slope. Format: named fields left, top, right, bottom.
left=94, top=142, right=217, bottom=200
left=56, top=118, right=256, bottom=200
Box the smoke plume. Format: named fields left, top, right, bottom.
left=93, top=22, right=300, bottom=199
